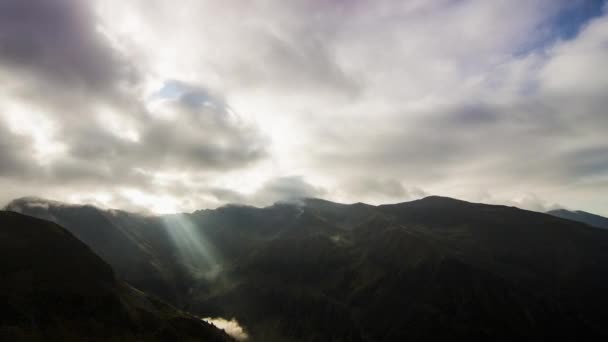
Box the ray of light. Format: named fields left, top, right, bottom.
left=161, top=214, right=222, bottom=279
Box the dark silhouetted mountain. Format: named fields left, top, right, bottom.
left=0, top=211, right=232, bottom=341
left=547, top=208, right=608, bottom=229
left=6, top=196, right=608, bottom=341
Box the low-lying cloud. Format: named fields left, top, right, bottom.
left=203, top=317, right=248, bottom=341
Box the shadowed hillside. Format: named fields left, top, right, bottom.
left=0, top=211, right=232, bottom=341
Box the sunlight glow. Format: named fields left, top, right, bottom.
left=2, top=103, right=65, bottom=162
left=120, top=189, right=179, bottom=214
left=96, top=108, right=140, bottom=143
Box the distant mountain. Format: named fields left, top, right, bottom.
left=0, top=211, right=232, bottom=341
left=6, top=196, right=608, bottom=340
left=547, top=208, right=608, bottom=229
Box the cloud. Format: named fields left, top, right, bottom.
left=341, top=178, right=428, bottom=203
left=249, top=176, right=326, bottom=205
left=0, top=0, right=268, bottom=209
left=0, top=0, right=137, bottom=110
left=139, top=85, right=267, bottom=170
left=203, top=317, right=248, bottom=341
left=0, top=122, right=35, bottom=177
left=284, top=4, right=608, bottom=212
left=206, top=176, right=325, bottom=208
left=1, top=0, right=607, bottom=215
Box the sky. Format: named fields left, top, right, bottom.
left=1, top=0, right=607, bottom=215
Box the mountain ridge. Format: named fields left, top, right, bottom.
left=547, top=208, right=608, bottom=229
left=5, top=195, right=608, bottom=340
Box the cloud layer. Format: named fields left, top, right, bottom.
left=1, top=0, right=607, bottom=214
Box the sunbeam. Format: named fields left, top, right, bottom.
left=161, top=214, right=222, bottom=279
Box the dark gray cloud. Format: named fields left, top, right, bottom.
left=0, top=0, right=137, bottom=102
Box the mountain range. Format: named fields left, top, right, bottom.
left=0, top=211, right=232, bottom=341
left=3, top=196, right=608, bottom=341
left=547, top=208, right=608, bottom=229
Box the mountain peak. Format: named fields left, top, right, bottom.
left=547, top=208, right=608, bottom=229
left=416, top=195, right=469, bottom=204
left=378, top=195, right=472, bottom=210
left=6, top=196, right=94, bottom=212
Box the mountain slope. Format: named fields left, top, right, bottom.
left=5, top=197, right=198, bottom=305
left=547, top=208, right=608, bottom=229
left=6, top=196, right=608, bottom=341
left=5, top=198, right=306, bottom=304
left=195, top=197, right=608, bottom=341
left=0, top=211, right=232, bottom=341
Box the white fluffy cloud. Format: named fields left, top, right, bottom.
left=1, top=0, right=607, bottom=214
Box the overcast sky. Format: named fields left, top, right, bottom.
left=1, top=0, right=607, bottom=215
